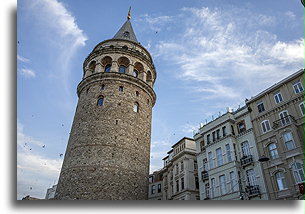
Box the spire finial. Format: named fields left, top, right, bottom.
left=127, top=6, right=131, bottom=20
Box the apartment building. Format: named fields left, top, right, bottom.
left=194, top=107, right=268, bottom=200
left=246, top=69, right=304, bottom=200
left=148, top=170, right=163, bottom=200
left=161, top=137, right=199, bottom=200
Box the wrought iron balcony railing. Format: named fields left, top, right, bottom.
left=245, top=185, right=260, bottom=197
left=272, top=115, right=296, bottom=130
left=240, top=155, right=254, bottom=167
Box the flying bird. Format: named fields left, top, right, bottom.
left=59, top=153, right=63, bottom=157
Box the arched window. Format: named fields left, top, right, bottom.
left=119, top=65, right=126, bottom=73
left=88, top=61, right=96, bottom=73
left=133, top=102, right=139, bottom=113
left=97, top=97, right=104, bottom=106
left=291, top=162, right=304, bottom=184
left=119, top=86, right=123, bottom=92
left=275, top=171, right=287, bottom=191
left=147, top=70, right=152, bottom=83
left=133, top=70, right=138, bottom=77
left=105, top=64, right=111, bottom=72
left=268, top=143, right=279, bottom=159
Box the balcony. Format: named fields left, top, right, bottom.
left=245, top=185, right=260, bottom=198
left=240, top=155, right=254, bottom=167
left=272, top=115, right=296, bottom=130
left=201, top=171, right=209, bottom=181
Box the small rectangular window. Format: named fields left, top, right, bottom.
left=222, top=126, right=227, bottom=137
left=212, top=131, right=216, bottom=141
left=237, top=120, right=246, bottom=133
left=257, top=101, right=265, bottom=113
left=207, top=134, right=211, bottom=144
left=293, top=81, right=304, bottom=94
left=119, top=86, right=124, bottom=92
left=261, top=120, right=271, bottom=133
left=151, top=185, right=155, bottom=194
left=216, top=129, right=220, bottom=139
left=216, top=148, right=223, bottom=166
left=274, top=92, right=283, bottom=104
left=157, top=184, right=161, bottom=193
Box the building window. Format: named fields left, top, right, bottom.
left=176, top=180, right=179, bottom=192
left=136, top=91, right=139, bottom=96
left=293, top=80, right=304, bottom=94
left=133, top=102, right=139, bottom=112
left=181, top=178, right=184, bottom=190
left=291, top=162, right=305, bottom=184
left=219, top=175, right=226, bottom=195
left=194, top=160, right=198, bottom=170
left=268, top=143, right=279, bottom=159
left=105, top=64, right=111, bottom=72
left=230, top=171, right=238, bottom=192
left=222, top=126, right=227, bottom=137
left=231, top=125, right=235, bottom=135
left=208, top=152, right=214, bottom=169
left=118, top=86, right=123, bottom=92
left=181, top=161, right=184, bottom=172
left=282, top=132, right=295, bottom=151
left=274, top=92, right=283, bottom=104
left=279, top=110, right=290, bottom=126
left=212, top=131, right=216, bottom=141
left=216, top=148, right=223, bottom=166
left=210, top=178, right=215, bottom=198
left=123, top=31, right=130, bottom=37
left=207, top=134, right=211, bottom=144
left=151, top=185, right=156, bottom=194
left=97, top=97, right=104, bottom=106
left=158, top=184, right=162, bottom=193
left=275, top=171, right=287, bottom=191
left=237, top=120, right=246, bottom=133
left=119, top=65, right=126, bottom=73
left=261, top=120, right=271, bottom=133
left=216, top=129, right=220, bottom=139
left=133, top=70, right=138, bottom=77
left=195, top=176, right=199, bottom=189
left=257, top=101, right=265, bottom=113
left=101, top=84, right=105, bottom=90
left=246, top=169, right=257, bottom=186
left=205, top=183, right=210, bottom=198
left=241, top=141, right=251, bottom=157
left=176, top=164, right=179, bottom=175
left=226, top=144, right=232, bottom=162
left=299, top=102, right=304, bottom=116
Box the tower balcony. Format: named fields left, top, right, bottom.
left=240, top=155, right=254, bottom=167
left=272, top=115, right=296, bottom=130
left=245, top=185, right=260, bottom=198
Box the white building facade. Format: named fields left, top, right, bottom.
left=161, top=137, right=199, bottom=200
left=194, top=107, right=268, bottom=200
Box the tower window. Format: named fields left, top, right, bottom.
left=119, top=65, right=126, bottom=73
left=133, top=102, right=139, bottom=112
left=105, top=64, right=111, bottom=72
left=136, top=91, right=139, bottom=96
left=123, top=31, right=130, bottom=37
left=101, top=84, right=105, bottom=90
left=133, top=70, right=138, bottom=77
left=97, top=97, right=104, bottom=106
left=119, top=86, right=124, bottom=92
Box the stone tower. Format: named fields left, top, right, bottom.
left=54, top=10, right=156, bottom=200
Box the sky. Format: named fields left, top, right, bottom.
left=16, top=0, right=304, bottom=200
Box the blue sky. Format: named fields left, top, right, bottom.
left=17, top=0, right=303, bottom=199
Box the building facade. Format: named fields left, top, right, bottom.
left=55, top=12, right=156, bottom=200
left=148, top=170, right=163, bottom=200
left=246, top=69, right=304, bottom=200
left=194, top=107, right=268, bottom=200
left=45, top=184, right=57, bottom=200
left=161, top=137, right=199, bottom=200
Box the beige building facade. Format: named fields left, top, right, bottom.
left=161, top=137, right=199, bottom=200
left=194, top=107, right=268, bottom=200
left=246, top=69, right=304, bottom=200
left=148, top=170, right=163, bottom=200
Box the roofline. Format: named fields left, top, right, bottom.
left=246, top=68, right=304, bottom=104
left=162, top=155, right=169, bottom=160
left=171, top=137, right=194, bottom=148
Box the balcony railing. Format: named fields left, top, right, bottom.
left=201, top=171, right=209, bottom=181
left=240, top=155, right=253, bottom=167
left=272, top=115, right=296, bottom=130
left=245, top=185, right=260, bottom=197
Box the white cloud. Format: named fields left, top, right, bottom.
left=19, top=68, right=36, bottom=78
left=149, top=6, right=303, bottom=101
left=17, top=121, right=63, bottom=199
left=17, top=55, right=30, bottom=63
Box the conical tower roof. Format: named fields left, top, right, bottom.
left=113, top=8, right=138, bottom=43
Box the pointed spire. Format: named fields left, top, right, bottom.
left=127, top=7, right=131, bottom=20
left=113, top=7, right=138, bottom=43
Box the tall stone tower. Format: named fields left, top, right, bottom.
left=55, top=10, right=156, bottom=200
